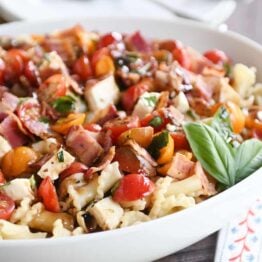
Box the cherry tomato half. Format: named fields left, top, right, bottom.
left=113, top=174, right=155, bottom=202
left=104, top=116, right=140, bottom=143
left=203, top=49, right=229, bottom=64
left=173, top=48, right=191, bottom=70
left=99, top=32, right=122, bottom=48
left=171, top=132, right=190, bottom=151
left=0, top=193, right=15, bottom=220
left=72, top=55, right=93, bottom=81
left=38, top=176, right=60, bottom=213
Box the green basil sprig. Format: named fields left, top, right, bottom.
left=184, top=122, right=262, bottom=187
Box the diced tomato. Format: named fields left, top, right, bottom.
left=0, top=58, right=6, bottom=85
left=171, top=132, right=190, bottom=151
left=140, top=111, right=169, bottom=132
left=83, top=123, right=102, bottom=132
left=0, top=193, right=15, bottom=220
left=121, top=81, right=150, bottom=111
left=59, top=162, right=88, bottom=181
left=99, top=32, right=122, bottom=48
left=104, top=116, right=140, bottom=143
left=4, top=49, right=28, bottom=83
left=38, top=176, right=60, bottom=213
left=72, top=55, right=93, bottom=81
left=113, top=174, right=155, bottom=202
left=24, top=60, right=40, bottom=86
left=252, top=127, right=262, bottom=140
left=203, top=49, right=229, bottom=64
left=38, top=74, right=67, bottom=103
left=127, top=31, right=151, bottom=53
left=173, top=48, right=191, bottom=70
left=91, top=48, right=110, bottom=69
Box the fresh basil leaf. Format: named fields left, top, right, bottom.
left=57, top=151, right=64, bottom=162
left=149, top=116, right=163, bottom=127
left=52, top=95, right=75, bottom=114
left=184, top=122, right=235, bottom=186
left=148, top=131, right=169, bottom=159
left=235, top=139, right=262, bottom=183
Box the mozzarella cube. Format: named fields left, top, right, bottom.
left=85, top=75, right=120, bottom=111
left=173, top=92, right=189, bottom=113
left=32, top=138, right=58, bottom=154
left=3, top=179, right=34, bottom=202
left=37, top=148, right=75, bottom=180
left=132, top=92, right=160, bottom=119
left=89, top=197, right=124, bottom=230
left=0, top=135, right=11, bottom=159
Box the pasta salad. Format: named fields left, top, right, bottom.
left=0, top=25, right=261, bottom=239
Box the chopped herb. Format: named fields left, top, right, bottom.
left=29, top=175, right=36, bottom=190
left=223, top=63, right=232, bottom=77
left=144, top=96, right=157, bottom=107
left=57, top=151, right=64, bottom=162
left=149, top=116, right=163, bottom=127
left=148, top=131, right=169, bottom=159
left=39, top=116, right=50, bottom=123
left=52, top=95, right=75, bottom=114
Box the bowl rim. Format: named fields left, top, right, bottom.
left=0, top=16, right=261, bottom=246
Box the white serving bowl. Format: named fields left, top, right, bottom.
left=0, top=17, right=261, bottom=262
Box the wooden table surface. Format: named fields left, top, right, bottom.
left=158, top=1, right=262, bottom=261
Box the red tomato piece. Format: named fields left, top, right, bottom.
left=253, top=128, right=262, bottom=140
left=83, top=123, right=102, bottom=132
left=91, top=48, right=110, bottom=69
left=38, top=74, right=67, bottom=103
left=0, top=193, right=15, bottom=220
left=59, top=162, right=88, bottom=181
left=4, top=49, right=28, bottom=83
left=113, top=174, right=155, bottom=202
left=99, top=32, right=122, bottom=48
left=203, top=49, right=229, bottom=64
left=38, top=176, right=60, bottom=213
left=171, top=132, right=190, bottom=151
left=121, top=82, right=150, bottom=111
left=72, top=55, right=93, bottom=81
left=104, top=116, right=140, bottom=143
left=159, top=40, right=183, bottom=52
left=173, top=48, right=191, bottom=70
left=0, top=58, right=6, bottom=85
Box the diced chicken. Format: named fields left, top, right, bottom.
left=233, top=63, right=256, bottom=98
left=89, top=197, right=124, bottom=230
left=2, top=179, right=34, bottom=202
left=0, top=220, right=47, bottom=240
left=0, top=135, right=11, bottom=159
left=66, top=125, right=103, bottom=166
left=132, top=92, right=160, bottom=119
left=37, top=148, right=75, bottom=180
left=165, top=153, right=194, bottom=180
left=173, top=91, right=190, bottom=113
left=84, top=75, right=120, bottom=111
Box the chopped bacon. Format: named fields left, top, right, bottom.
left=66, top=125, right=104, bottom=166
left=0, top=114, right=30, bottom=147
left=0, top=92, right=19, bottom=121
left=161, top=106, right=184, bottom=126
left=97, top=130, right=113, bottom=152
left=192, top=161, right=216, bottom=196
left=84, top=146, right=116, bottom=178
left=166, top=153, right=194, bottom=180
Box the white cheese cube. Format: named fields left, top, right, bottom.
left=32, top=138, right=58, bottom=154
left=132, top=92, right=160, bottom=119
left=85, top=75, right=120, bottom=111
left=89, top=197, right=124, bottom=230
left=173, top=92, right=189, bottom=113
left=3, top=179, right=34, bottom=202
left=0, top=135, right=11, bottom=159
left=37, top=148, right=75, bottom=180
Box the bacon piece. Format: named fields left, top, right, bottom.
left=97, top=130, right=113, bottom=152
left=0, top=114, right=30, bottom=147
left=66, top=125, right=104, bottom=166
left=0, top=92, right=19, bottom=121
left=166, top=153, right=194, bottom=180
left=84, top=146, right=116, bottom=178
left=162, top=106, right=184, bottom=126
